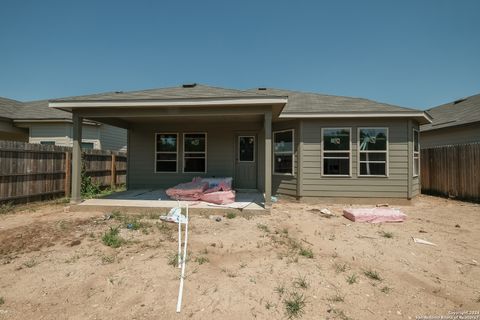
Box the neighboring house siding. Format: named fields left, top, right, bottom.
left=30, top=123, right=101, bottom=149
left=0, top=119, right=28, bottom=142
left=420, top=122, right=480, bottom=148
left=128, top=120, right=264, bottom=189
left=29, top=123, right=72, bottom=146
left=100, top=124, right=127, bottom=152
left=272, top=120, right=299, bottom=197
left=300, top=118, right=412, bottom=198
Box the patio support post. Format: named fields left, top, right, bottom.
left=70, top=112, right=83, bottom=204
left=264, top=111, right=272, bottom=208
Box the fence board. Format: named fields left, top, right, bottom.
left=0, top=140, right=127, bottom=203
left=421, top=143, right=480, bottom=202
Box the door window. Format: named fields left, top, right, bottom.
left=239, top=136, right=255, bottom=162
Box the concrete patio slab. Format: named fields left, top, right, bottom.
left=71, top=189, right=267, bottom=215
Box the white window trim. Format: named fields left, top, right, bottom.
left=321, top=127, right=352, bottom=177
left=273, top=129, right=295, bottom=176
left=413, top=128, right=420, bottom=177
left=183, top=132, right=207, bottom=173
left=357, top=127, right=389, bottom=177
left=238, top=135, right=256, bottom=163
left=154, top=132, right=178, bottom=173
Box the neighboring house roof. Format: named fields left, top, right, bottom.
left=50, top=84, right=273, bottom=102
left=0, top=97, right=22, bottom=119
left=421, top=93, right=480, bottom=131
left=14, top=100, right=71, bottom=120
left=248, top=88, right=421, bottom=114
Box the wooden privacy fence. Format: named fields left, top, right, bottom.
left=421, top=143, right=480, bottom=202
left=0, top=140, right=127, bottom=203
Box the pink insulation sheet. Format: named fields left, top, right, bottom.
left=166, top=181, right=208, bottom=201
left=166, top=177, right=236, bottom=204
left=343, top=207, right=407, bottom=223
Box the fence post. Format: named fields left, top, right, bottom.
left=65, top=151, right=71, bottom=197
left=111, top=153, right=116, bottom=189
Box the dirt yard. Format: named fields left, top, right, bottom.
left=0, top=195, right=479, bottom=320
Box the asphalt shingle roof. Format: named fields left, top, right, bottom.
left=248, top=88, right=420, bottom=114
left=0, top=97, right=22, bottom=119
left=15, top=100, right=71, bottom=120
left=2, top=84, right=426, bottom=122
left=421, top=93, right=480, bottom=131
left=51, top=84, right=273, bottom=102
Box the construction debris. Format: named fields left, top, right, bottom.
left=412, top=237, right=437, bottom=246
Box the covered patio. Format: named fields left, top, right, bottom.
left=49, top=85, right=288, bottom=212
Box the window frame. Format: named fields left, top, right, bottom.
left=238, top=135, right=256, bottom=163
left=154, top=132, right=178, bottom=173
left=413, top=128, right=420, bottom=177
left=273, top=129, right=295, bottom=176
left=321, top=127, right=352, bottom=177
left=81, top=142, right=95, bottom=150
left=40, top=141, right=56, bottom=145
left=182, top=132, right=207, bottom=173
left=357, top=127, right=389, bottom=177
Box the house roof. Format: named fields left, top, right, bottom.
left=0, top=97, right=22, bottom=119
left=420, top=93, right=480, bottom=131
left=14, top=100, right=71, bottom=120
left=248, top=88, right=421, bottom=114
left=51, top=84, right=275, bottom=102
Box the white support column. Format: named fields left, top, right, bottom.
left=264, top=111, right=272, bottom=208
left=71, top=113, right=83, bottom=204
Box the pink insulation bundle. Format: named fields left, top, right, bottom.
left=166, top=180, right=209, bottom=201
left=200, top=190, right=236, bottom=205
left=343, top=207, right=407, bottom=223
left=166, top=177, right=235, bottom=204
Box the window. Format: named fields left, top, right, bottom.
left=238, top=136, right=255, bottom=162
left=358, top=128, right=388, bottom=176
left=273, top=129, right=294, bottom=174
left=40, top=141, right=55, bottom=145
left=322, top=128, right=351, bottom=176
left=413, top=129, right=420, bottom=177
left=81, top=142, right=94, bottom=150
left=183, top=133, right=206, bottom=173
left=155, top=133, right=178, bottom=172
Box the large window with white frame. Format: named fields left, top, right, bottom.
left=358, top=128, right=388, bottom=176
left=413, top=129, right=420, bottom=177
left=322, top=128, right=351, bottom=176
left=273, top=129, right=294, bottom=175
left=183, top=133, right=207, bottom=173
left=155, top=133, right=178, bottom=172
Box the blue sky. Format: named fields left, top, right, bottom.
left=0, top=0, right=479, bottom=109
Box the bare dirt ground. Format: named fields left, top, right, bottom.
left=0, top=195, right=479, bottom=320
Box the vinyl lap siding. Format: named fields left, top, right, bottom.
left=301, top=119, right=410, bottom=198
left=30, top=123, right=102, bottom=149
left=29, top=123, right=71, bottom=146
left=129, top=121, right=263, bottom=189
left=272, top=121, right=299, bottom=197
left=420, top=123, right=480, bottom=148
left=100, top=124, right=127, bottom=151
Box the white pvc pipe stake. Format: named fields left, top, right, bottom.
left=177, top=216, right=182, bottom=268
left=176, top=204, right=189, bottom=313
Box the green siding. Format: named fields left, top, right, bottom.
left=299, top=118, right=414, bottom=198
left=272, top=120, right=299, bottom=197
left=128, top=121, right=263, bottom=189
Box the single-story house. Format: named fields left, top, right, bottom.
left=0, top=97, right=127, bottom=151
left=48, top=84, right=431, bottom=205
left=420, top=93, right=480, bottom=148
